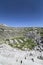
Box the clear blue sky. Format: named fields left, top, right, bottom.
left=0, top=0, right=43, bottom=27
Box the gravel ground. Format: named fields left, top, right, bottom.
left=0, top=44, right=43, bottom=65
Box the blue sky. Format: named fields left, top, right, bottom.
left=0, top=0, right=43, bottom=27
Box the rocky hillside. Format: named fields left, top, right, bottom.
left=0, top=24, right=40, bottom=39
left=0, top=24, right=43, bottom=65
left=0, top=24, right=43, bottom=50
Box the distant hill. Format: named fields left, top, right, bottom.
left=0, top=24, right=43, bottom=50
left=0, top=24, right=43, bottom=40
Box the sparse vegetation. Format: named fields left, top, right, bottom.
left=8, top=37, right=37, bottom=50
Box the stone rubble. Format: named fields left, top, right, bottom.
left=0, top=44, right=43, bottom=65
